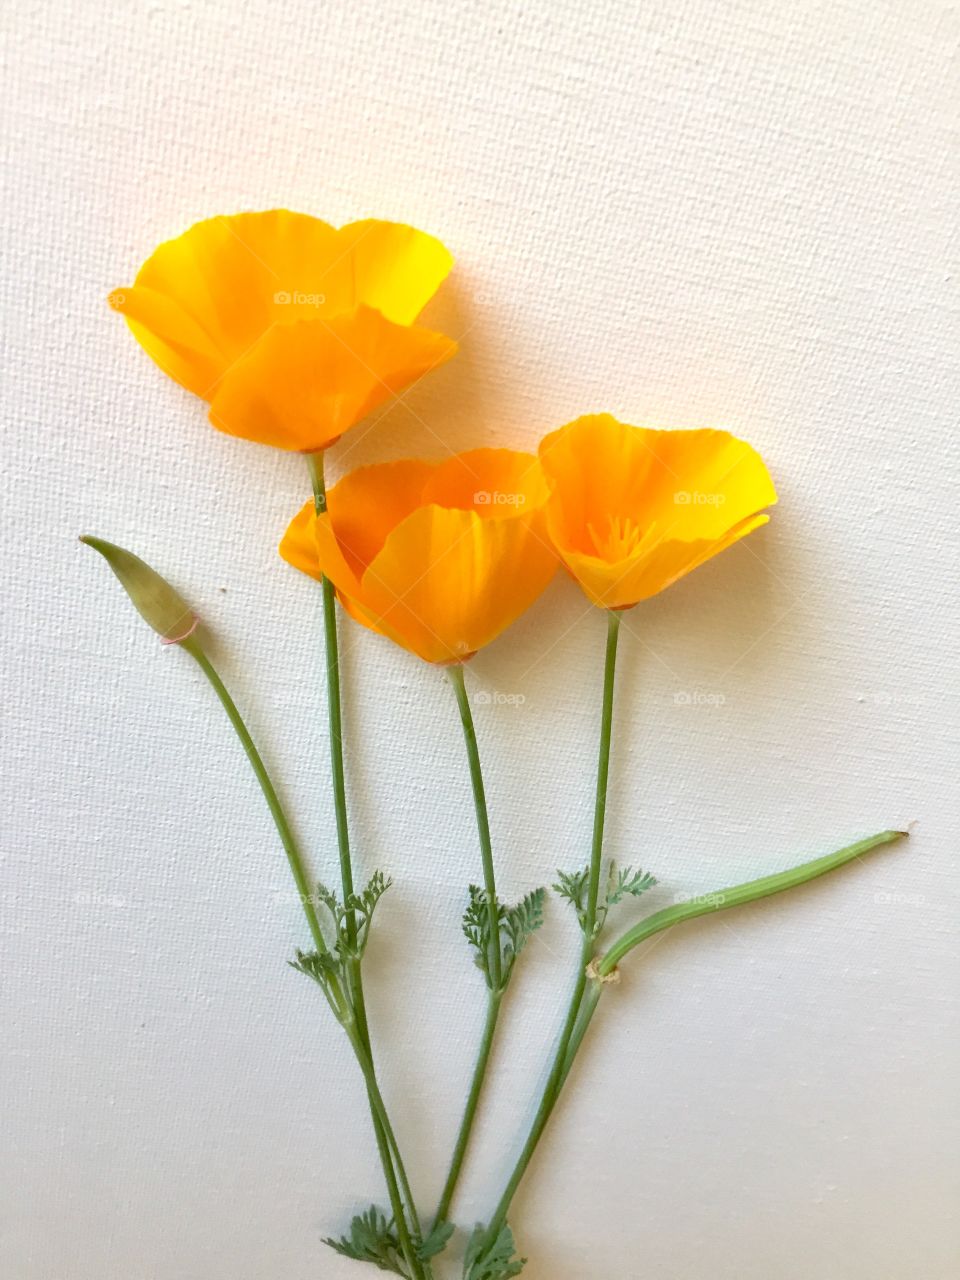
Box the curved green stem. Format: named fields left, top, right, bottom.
left=307, top=452, right=425, bottom=1278
left=181, top=636, right=326, bottom=953
left=433, top=989, right=502, bottom=1227
left=183, top=630, right=424, bottom=1271
left=482, top=610, right=621, bottom=1248
left=599, top=828, right=908, bottom=974
left=448, top=664, right=502, bottom=991
left=485, top=828, right=906, bottom=1248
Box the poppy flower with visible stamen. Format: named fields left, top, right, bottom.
left=538, top=414, right=777, bottom=609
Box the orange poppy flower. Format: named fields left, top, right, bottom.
left=280, top=450, right=558, bottom=663
left=538, top=414, right=777, bottom=609
left=109, top=210, right=456, bottom=451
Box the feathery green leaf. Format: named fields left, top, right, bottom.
left=463, top=1223, right=525, bottom=1279
left=417, top=1217, right=454, bottom=1261
left=463, top=885, right=545, bottom=992
left=323, top=1205, right=408, bottom=1276
left=606, top=863, right=657, bottom=908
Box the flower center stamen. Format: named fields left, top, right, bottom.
left=587, top=514, right=645, bottom=560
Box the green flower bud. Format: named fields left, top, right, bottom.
left=81, top=536, right=198, bottom=644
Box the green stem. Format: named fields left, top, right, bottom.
left=184, top=637, right=424, bottom=1269
left=434, top=664, right=507, bottom=1227
left=307, top=453, right=357, bottom=934
left=481, top=964, right=586, bottom=1248
left=345, top=1034, right=421, bottom=1278
left=558, top=979, right=602, bottom=1089
left=350, top=1030, right=425, bottom=1236
left=181, top=636, right=326, bottom=954
left=433, top=989, right=502, bottom=1227
left=485, top=829, right=906, bottom=1248
left=307, top=452, right=425, bottom=1279
left=482, top=609, right=621, bottom=1248
left=448, top=664, right=502, bottom=991
left=584, top=610, right=621, bottom=940
left=599, top=828, right=908, bottom=974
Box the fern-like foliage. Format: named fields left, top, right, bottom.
left=554, top=860, right=656, bottom=937
left=501, top=888, right=545, bottom=983
left=318, top=870, right=392, bottom=960
left=606, top=863, right=656, bottom=908
left=323, top=1205, right=409, bottom=1276
left=463, top=885, right=545, bottom=993
left=462, top=884, right=504, bottom=972
left=416, top=1217, right=454, bottom=1261
left=288, top=946, right=345, bottom=1018
left=463, top=1223, right=525, bottom=1279
left=552, top=867, right=590, bottom=932
left=290, top=871, right=391, bottom=1022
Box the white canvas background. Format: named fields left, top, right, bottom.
left=2, top=1, right=958, bottom=1276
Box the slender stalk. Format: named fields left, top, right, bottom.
left=481, top=968, right=586, bottom=1247
left=485, top=829, right=906, bottom=1245
left=348, top=1030, right=425, bottom=1237
left=307, top=453, right=357, bottom=931
left=307, top=452, right=425, bottom=1278
left=584, top=611, right=621, bottom=939
left=599, top=828, right=908, bottom=974
left=448, top=664, right=502, bottom=990
left=362, top=1062, right=424, bottom=1280
left=181, top=636, right=326, bottom=953
left=482, top=609, right=621, bottom=1248
left=182, top=633, right=423, bottom=1271
left=345, top=1027, right=425, bottom=1272
left=558, top=979, right=602, bottom=1089
left=433, top=989, right=502, bottom=1227
left=432, top=664, right=507, bottom=1226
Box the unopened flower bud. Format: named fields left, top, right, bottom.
left=81, top=536, right=198, bottom=644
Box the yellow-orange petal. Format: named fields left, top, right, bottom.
left=111, top=210, right=454, bottom=399
left=332, top=219, right=454, bottom=325
left=207, top=307, right=457, bottom=451
left=422, top=448, right=549, bottom=516
left=280, top=464, right=443, bottom=601
left=278, top=503, right=390, bottom=636
left=325, top=458, right=440, bottom=577
left=108, top=285, right=226, bottom=398
left=278, top=501, right=326, bottom=583
left=355, top=504, right=557, bottom=663
left=561, top=513, right=771, bottom=608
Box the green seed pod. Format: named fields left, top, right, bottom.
left=81, top=536, right=198, bottom=644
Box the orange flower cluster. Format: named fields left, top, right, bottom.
left=113, top=210, right=776, bottom=660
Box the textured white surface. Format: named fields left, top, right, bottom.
left=3, top=1, right=959, bottom=1276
